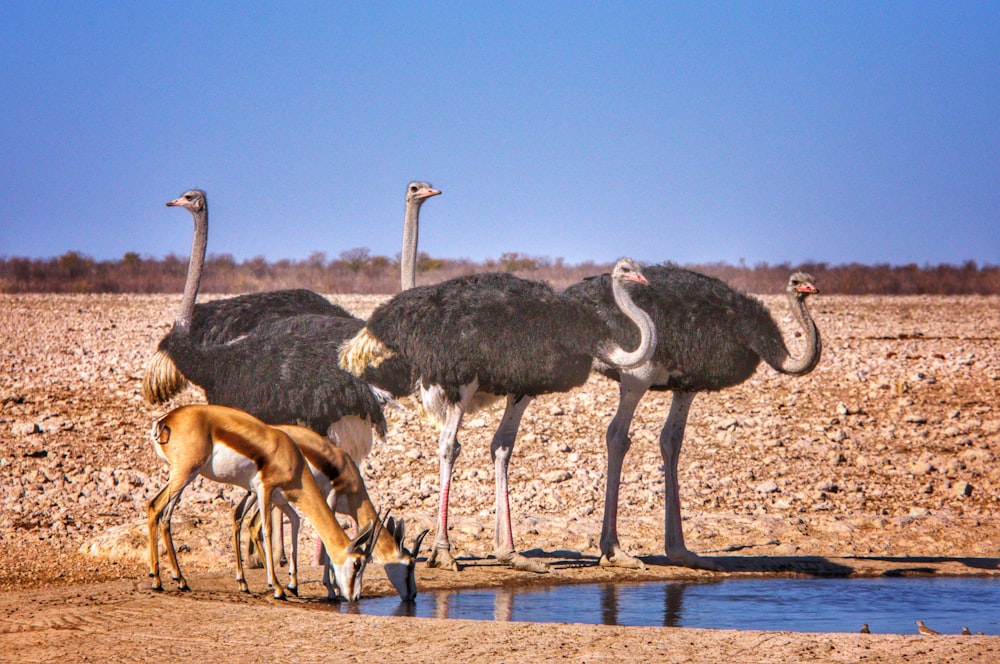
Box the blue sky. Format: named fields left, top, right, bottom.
left=2, top=2, right=997, bottom=268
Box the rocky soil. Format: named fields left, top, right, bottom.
left=1, top=292, right=999, bottom=662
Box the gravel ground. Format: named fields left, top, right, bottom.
left=1, top=292, right=999, bottom=662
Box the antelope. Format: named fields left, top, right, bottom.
left=238, top=424, right=429, bottom=601
left=147, top=404, right=378, bottom=601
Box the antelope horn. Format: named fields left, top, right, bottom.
left=411, top=529, right=430, bottom=560
left=366, top=508, right=387, bottom=560
left=348, top=520, right=376, bottom=555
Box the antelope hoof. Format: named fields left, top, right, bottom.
left=272, top=588, right=287, bottom=601
left=237, top=580, right=250, bottom=593
left=287, top=584, right=298, bottom=597
left=151, top=581, right=163, bottom=592
left=599, top=551, right=647, bottom=570
left=176, top=579, right=190, bottom=592
left=427, top=546, right=461, bottom=571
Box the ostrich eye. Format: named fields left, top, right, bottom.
left=409, top=185, right=418, bottom=192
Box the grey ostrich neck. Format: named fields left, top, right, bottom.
left=774, top=289, right=821, bottom=375
left=599, top=274, right=656, bottom=370
left=176, top=204, right=207, bottom=331
left=400, top=198, right=421, bottom=291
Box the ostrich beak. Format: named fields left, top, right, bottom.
left=626, top=273, right=650, bottom=286
left=166, top=198, right=183, bottom=207
left=795, top=283, right=819, bottom=294
left=417, top=188, right=441, bottom=199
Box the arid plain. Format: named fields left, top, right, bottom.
left=1, top=292, right=999, bottom=663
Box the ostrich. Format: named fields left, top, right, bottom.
left=148, top=190, right=392, bottom=464
left=338, top=258, right=657, bottom=572
left=563, top=265, right=821, bottom=570
left=142, top=182, right=440, bottom=404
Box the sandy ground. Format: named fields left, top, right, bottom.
left=1, top=292, right=999, bottom=662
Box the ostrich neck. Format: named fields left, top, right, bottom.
left=400, top=201, right=420, bottom=291
left=599, top=279, right=656, bottom=370
left=773, top=292, right=821, bottom=375
left=176, top=208, right=207, bottom=330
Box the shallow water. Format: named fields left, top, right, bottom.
left=335, top=577, right=1000, bottom=635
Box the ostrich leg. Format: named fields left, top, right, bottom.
left=426, top=383, right=477, bottom=571
left=660, top=391, right=720, bottom=570
left=491, top=394, right=548, bottom=573
left=599, top=373, right=650, bottom=569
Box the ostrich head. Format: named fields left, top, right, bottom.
left=611, top=257, right=650, bottom=287
left=166, top=189, right=207, bottom=213
left=787, top=272, right=819, bottom=297
left=406, top=181, right=441, bottom=205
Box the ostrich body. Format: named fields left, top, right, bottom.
left=339, top=258, right=657, bottom=572
left=148, top=190, right=391, bottom=463
left=158, top=318, right=390, bottom=462
left=563, top=264, right=821, bottom=569
left=142, top=182, right=439, bottom=404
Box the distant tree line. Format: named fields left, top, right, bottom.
left=1, top=249, right=997, bottom=295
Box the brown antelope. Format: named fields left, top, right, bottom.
left=238, top=424, right=428, bottom=601
left=147, top=404, right=378, bottom=601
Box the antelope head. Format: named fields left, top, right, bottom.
left=382, top=516, right=430, bottom=602
left=330, top=519, right=378, bottom=601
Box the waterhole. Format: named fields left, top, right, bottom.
left=332, top=577, right=999, bottom=635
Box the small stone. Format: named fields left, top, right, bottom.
left=755, top=480, right=779, bottom=494
left=952, top=481, right=973, bottom=498
left=12, top=422, right=43, bottom=436
left=717, top=417, right=739, bottom=430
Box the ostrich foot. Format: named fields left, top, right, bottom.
left=665, top=547, right=722, bottom=571
left=497, top=551, right=550, bottom=574
left=427, top=546, right=461, bottom=571
left=599, top=548, right=646, bottom=570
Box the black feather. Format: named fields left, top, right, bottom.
left=365, top=272, right=611, bottom=399
left=160, top=316, right=387, bottom=439
left=564, top=263, right=790, bottom=392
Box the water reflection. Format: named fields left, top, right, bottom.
left=333, top=576, right=1000, bottom=635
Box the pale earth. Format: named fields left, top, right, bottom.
left=1, top=293, right=999, bottom=663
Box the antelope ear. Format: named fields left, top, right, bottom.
left=392, top=517, right=406, bottom=547
left=411, top=529, right=430, bottom=559
left=385, top=515, right=398, bottom=541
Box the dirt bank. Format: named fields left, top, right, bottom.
left=1, top=293, right=998, bottom=662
